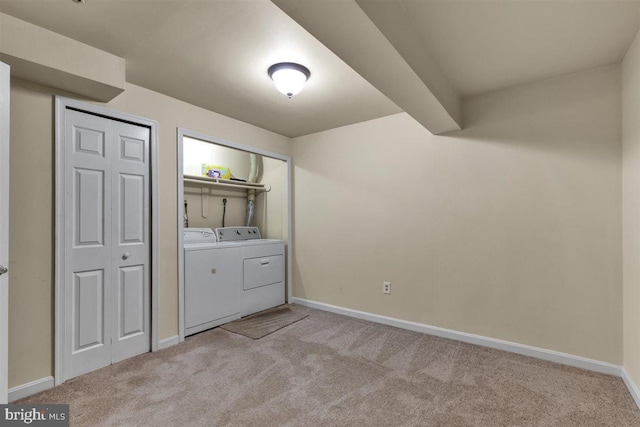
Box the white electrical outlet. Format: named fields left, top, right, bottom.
left=383, top=281, right=391, bottom=294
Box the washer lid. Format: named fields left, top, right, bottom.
left=183, top=227, right=217, bottom=243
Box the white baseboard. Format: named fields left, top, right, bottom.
left=291, top=297, right=621, bottom=377
left=8, top=376, right=54, bottom=402
left=158, top=335, right=180, bottom=350
left=622, top=368, right=640, bottom=409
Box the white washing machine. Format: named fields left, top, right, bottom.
left=183, top=227, right=285, bottom=336
left=184, top=228, right=240, bottom=336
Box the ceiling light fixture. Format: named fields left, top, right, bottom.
left=267, top=62, right=310, bottom=98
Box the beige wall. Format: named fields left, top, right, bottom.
left=8, top=78, right=290, bottom=388
left=293, top=65, right=622, bottom=364
left=8, top=80, right=55, bottom=388
left=623, top=28, right=640, bottom=386
left=256, top=157, right=289, bottom=241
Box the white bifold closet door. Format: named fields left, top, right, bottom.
left=64, top=109, right=150, bottom=380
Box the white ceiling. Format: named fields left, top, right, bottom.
left=398, top=0, right=640, bottom=97
left=1, top=0, right=639, bottom=136
left=0, top=0, right=401, bottom=137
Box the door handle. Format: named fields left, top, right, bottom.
left=122, top=253, right=130, bottom=260
left=0, top=265, right=6, bottom=276
left=260, top=258, right=270, bottom=266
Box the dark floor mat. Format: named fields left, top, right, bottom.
left=220, top=306, right=309, bottom=339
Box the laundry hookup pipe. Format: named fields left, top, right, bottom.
left=245, top=153, right=259, bottom=227
left=245, top=201, right=255, bottom=227
left=222, top=198, right=227, bottom=227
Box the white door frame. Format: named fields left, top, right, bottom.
left=0, top=61, right=10, bottom=404
left=54, top=97, right=160, bottom=385
left=176, top=128, right=293, bottom=342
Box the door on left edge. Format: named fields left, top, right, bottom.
left=63, top=109, right=150, bottom=380
left=0, top=61, right=10, bottom=404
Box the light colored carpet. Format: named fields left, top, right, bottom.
left=221, top=306, right=308, bottom=339
left=19, top=304, right=640, bottom=426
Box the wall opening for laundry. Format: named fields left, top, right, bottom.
left=177, top=132, right=292, bottom=340
left=182, top=136, right=288, bottom=240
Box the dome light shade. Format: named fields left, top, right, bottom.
left=268, top=62, right=310, bottom=98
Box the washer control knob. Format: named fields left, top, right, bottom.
left=236, top=230, right=241, bottom=235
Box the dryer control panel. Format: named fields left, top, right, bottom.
left=215, top=226, right=261, bottom=242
